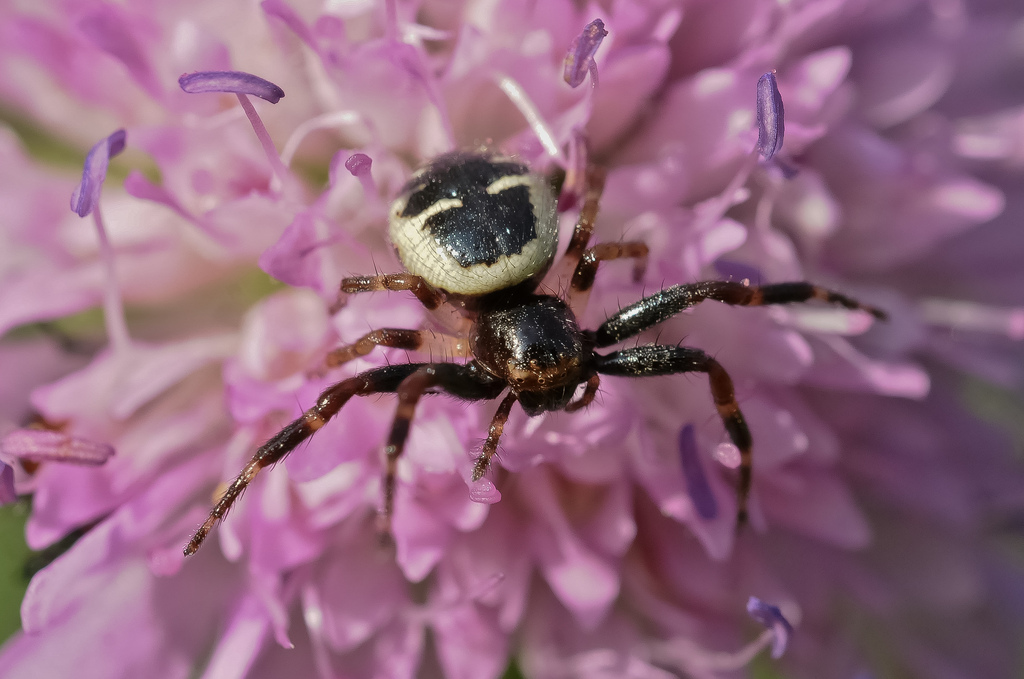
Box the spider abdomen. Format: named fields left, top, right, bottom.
left=389, top=151, right=558, bottom=296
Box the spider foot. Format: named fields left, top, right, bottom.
left=471, top=455, right=490, bottom=481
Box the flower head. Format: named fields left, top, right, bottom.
left=1, top=1, right=1023, bottom=678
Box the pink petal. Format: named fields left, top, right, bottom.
left=77, top=7, right=162, bottom=99
left=762, top=470, right=872, bottom=549
left=1, top=429, right=114, bottom=465
left=199, top=593, right=272, bottom=679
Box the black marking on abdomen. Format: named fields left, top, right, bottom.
left=425, top=184, right=536, bottom=267
left=399, top=153, right=539, bottom=268
left=400, top=153, right=529, bottom=216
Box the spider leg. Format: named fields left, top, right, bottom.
left=471, top=392, right=518, bottom=481
left=322, top=328, right=470, bottom=370
left=563, top=165, right=607, bottom=261
left=340, top=273, right=447, bottom=310
left=595, top=280, right=887, bottom=348
left=595, top=345, right=753, bottom=528
left=379, top=362, right=505, bottom=537
left=572, top=242, right=649, bottom=291
left=185, top=363, right=426, bottom=556
left=551, top=165, right=607, bottom=283
left=564, top=374, right=600, bottom=413
left=567, top=241, right=649, bottom=311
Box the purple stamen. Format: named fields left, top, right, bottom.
left=756, top=71, right=785, bottom=161
left=235, top=94, right=293, bottom=183
left=678, top=424, right=719, bottom=520
left=1, top=429, right=115, bottom=466
left=91, top=204, right=131, bottom=351
left=344, top=152, right=372, bottom=178
left=344, top=152, right=379, bottom=203
left=564, top=19, right=607, bottom=88
left=746, top=596, right=794, bottom=659
left=178, top=70, right=285, bottom=103
left=71, top=130, right=131, bottom=351
left=0, top=463, right=14, bottom=505
left=70, top=129, right=126, bottom=218
left=179, top=71, right=292, bottom=188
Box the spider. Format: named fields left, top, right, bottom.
left=184, top=150, right=885, bottom=556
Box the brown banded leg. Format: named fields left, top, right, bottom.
left=341, top=273, right=446, bottom=310
left=471, top=392, right=517, bottom=481
left=378, top=362, right=506, bottom=539
left=551, top=165, right=607, bottom=284
left=184, top=363, right=426, bottom=556
left=595, top=280, right=887, bottom=347
left=322, top=328, right=470, bottom=370
left=567, top=241, right=649, bottom=312
left=704, top=358, right=752, bottom=529
left=595, top=345, right=753, bottom=529
left=564, top=374, right=600, bottom=413
left=703, top=281, right=887, bottom=319
left=187, top=361, right=503, bottom=556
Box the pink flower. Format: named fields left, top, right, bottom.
left=2, top=1, right=1023, bottom=678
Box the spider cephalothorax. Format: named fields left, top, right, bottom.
left=184, top=150, right=884, bottom=556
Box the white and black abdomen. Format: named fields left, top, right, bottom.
left=389, top=151, right=558, bottom=296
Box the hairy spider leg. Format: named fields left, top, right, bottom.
left=595, top=346, right=753, bottom=527
left=589, top=280, right=886, bottom=529
left=185, top=363, right=425, bottom=556
left=563, top=165, right=607, bottom=261
left=551, top=165, right=607, bottom=285
left=323, top=328, right=471, bottom=369
left=565, top=373, right=600, bottom=413
left=567, top=241, right=649, bottom=311
left=380, top=362, right=505, bottom=537
left=594, top=280, right=887, bottom=348
left=471, top=392, right=518, bottom=481
left=340, top=273, right=447, bottom=310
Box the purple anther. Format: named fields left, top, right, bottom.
left=756, top=71, right=785, bottom=161
left=678, top=424, right=718, bottom=520
left=1, top=429, right=115, bottom=466
left=564, top=19, right=607, bottom=88
left=180, top=70, right=292, bottom=187
left=746, top=596, right=794, bottom=659
left=70, top=129, right=126, bottom=217
left=0, top=463, right=14, bottom=506
left=344, top=152, right=372, bottom=178
left=178, top=70, right=285, bottom=104
left=342, top=152, right=381, bottom=205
